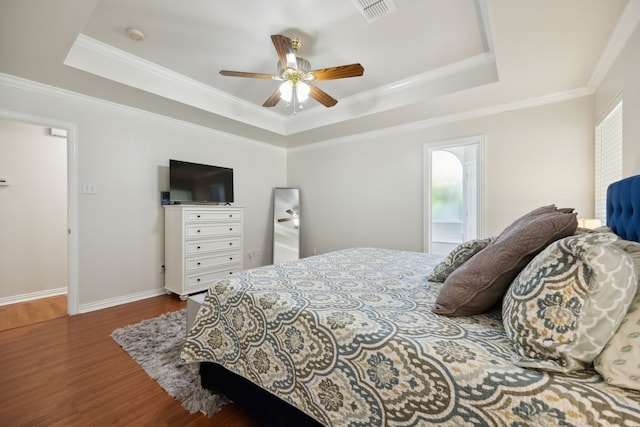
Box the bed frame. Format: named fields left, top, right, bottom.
left=193, top=174, right=640, bottom=426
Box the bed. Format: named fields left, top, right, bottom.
left=181, top=175, right=640, bottom=426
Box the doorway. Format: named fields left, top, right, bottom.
left=424, top=136, right=484, bottom=254
left=0, top=111, right=79, bottom=315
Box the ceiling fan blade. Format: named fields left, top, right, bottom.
left=309, top=85, right=338, bottom=107
left=220, top=70, right=277, bottom=79
left=309, top=64, right=364, bottom=81
left=263, top=88, right=281, bottom=107
left=271, top=35, right=297, bottom=70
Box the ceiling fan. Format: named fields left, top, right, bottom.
left=220, top=35, right=364, bottom=109
left=277, top=208, right=300, bottom=228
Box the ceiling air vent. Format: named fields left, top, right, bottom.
left=350, top=0, right=397, bottom=23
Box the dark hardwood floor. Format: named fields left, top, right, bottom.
left=0, top=294, right=259, bottom=427
left=0, top=294, right=67, bottom=331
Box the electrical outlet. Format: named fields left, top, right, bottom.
left=160, top=264, right=165, bottom=273
left=82, top=183, right=97, bottom=194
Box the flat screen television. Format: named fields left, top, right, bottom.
left=169, top=159, right=234, bottom=204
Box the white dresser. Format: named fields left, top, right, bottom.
left=164, top=205, right=243, bottom=299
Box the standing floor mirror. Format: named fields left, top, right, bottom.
left=273, top=188, right=300, bottom=264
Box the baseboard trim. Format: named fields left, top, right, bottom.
left=77, top=288, right=167, bottom=314
left=0, top=287, right=68, bottom=306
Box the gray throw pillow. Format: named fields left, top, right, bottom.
left=432, top=205, right=577, bottom=317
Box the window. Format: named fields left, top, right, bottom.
left=594, top=101, right=622, bottom=224
left=432, top=150, right=463, bottom=223
left=424, top=136, right=484, bottom=254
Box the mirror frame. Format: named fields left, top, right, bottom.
left=273, top=187, right=301, bottom=264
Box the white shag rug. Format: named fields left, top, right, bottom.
left=111, top=309, right=229, bottom=416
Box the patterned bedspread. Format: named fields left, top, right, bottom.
left=181, top=248, right=640, bottom=426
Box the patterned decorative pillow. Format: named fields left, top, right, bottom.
left=428, top=237, right=494, bottom=283
left=502, top=232, right=637, bottom=372
left=573, top=225, right=613, bottom=235
left=594, top=240, right=640, bottom=390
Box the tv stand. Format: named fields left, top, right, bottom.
left=163, top=205, right=243, bottom=299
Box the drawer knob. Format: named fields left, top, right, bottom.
left=197, top=262, right=201, bottom=266
left=229, top=257, right=233, bottom=260
left=229, top=214, right=232, bottom=218
left=229, top=242, right=233, bottom=246
left=197, top=246, right=201, bottom=250
left=197, top=229, right=201, bottom=233
left=197, top=278, right=201, bottom=282
left=197, top=215, right=201, bottom=218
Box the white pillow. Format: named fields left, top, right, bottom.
left=594, top=240, right=640, bottom=390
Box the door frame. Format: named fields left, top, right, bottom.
left=423, top=135, right=485, bottom=253
left=1, top=109, right=79, bottom=315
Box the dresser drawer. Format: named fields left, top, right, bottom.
left=185, top=237, right=240, bottom=255
left=185, top=210, right=242, bottom=223
left=186, top=224, right=241, bottom=238
left=185, top=268, right=240, bottom=291
left=185, top=252, right=241, bottom=273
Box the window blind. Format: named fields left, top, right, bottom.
left=594, top=101, right=622, bottom=224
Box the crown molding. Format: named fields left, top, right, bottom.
left=289, top=86, right=591, bottom=153
left=588, top=0, right=640, bottom=91
left=0, top=72, right=286, bottom=153
left=1, top=72, right=590, bottom=154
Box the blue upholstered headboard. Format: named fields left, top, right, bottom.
left=606, top=174, right=640, bottom=243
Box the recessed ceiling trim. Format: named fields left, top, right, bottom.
left=64, top=34, right=288, bottom=135
left=284, top=52, right=498, bottom=134
left=476, top=0, right=495, bottom=53
left=64, top=24, right=496, bottom=136
left=587, top=0, right=640, bottom=91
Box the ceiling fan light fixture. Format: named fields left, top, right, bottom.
left=296, top=82, right=310, bottom=102
left=279, top=81, right=293, bottom=102
left=219, top=34, right=363, bottom=111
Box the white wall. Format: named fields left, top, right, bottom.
left=0, top=119, right=67, bottom=299
left=287, top=20, right=640, bottom=259
left=0, top=80, right=286, bottom=311
left=595, top=20, right=640, bottom=176
left=3, top=20, right=637, bottom=310
left=288, top=97, right=594, bottom=257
